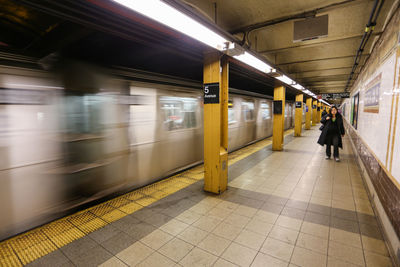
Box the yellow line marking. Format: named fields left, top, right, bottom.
left=0, top=128, right=295, bottom=265
left=386, top=47, right=399, bottom=167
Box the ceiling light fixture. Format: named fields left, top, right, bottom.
left=293, top=84, right=304, bottom=90
left=276, top=75, right=294, bottom=85
left=234, top=52, right=273, bottom=73
left=111, top=0, right=231, bottom=50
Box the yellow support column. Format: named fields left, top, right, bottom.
left=305, top=97, right=312, bottom=130
left=294, top=94, right=303, bottom=137
left=312, top=100, right=317, bottom=126
left=317, top=101, right=322, bottom=122
left=272, top=86, right=285, bottom=150
left=203, top=51, right=228, bottom=194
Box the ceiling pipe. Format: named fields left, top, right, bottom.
left=231, top=0, right=361, bottom=47
left=345, top=0, right=385, bottom=91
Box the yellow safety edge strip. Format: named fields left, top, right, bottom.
left=0, top=129, right=294, bottom=266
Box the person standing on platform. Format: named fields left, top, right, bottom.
left=321, top=109, right=327, bottom=118
left=317, top=106, right=345, bottom=161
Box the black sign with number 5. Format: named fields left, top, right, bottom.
left=204, top=83, right=220, bottom=104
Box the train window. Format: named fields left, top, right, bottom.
left=228, top=100, right=236, bottom=124
left=260, top=103, right=271, bottom=120
left=160, top=96, right=198, bottom=131
left=64, top=95, right=104, bottom=134
left=242, top=101, right=255, bottom=121
left=285, top=105, right=289, bottom=118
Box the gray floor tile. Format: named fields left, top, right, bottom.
left=147, top=201, right=171, bottom=213
left=60, top=236, right=97, bottom=259
left=330, top=217, right=360, bottom=234
left=304, top=211, right=330, bottom=227
left=70, top=245, right=113, bottom=267
left=357, top=213, right=378, bottom=226
left=100, top=231, right=136, bottom=254
left=123, top=221, right=157, bottom=240
left=281, top=207, right=306, bottom=220
left=360, top=223, right=383, bottom=240
left=132, top=208, right=158, bottom=221
left=236, top=189, right=269, bottom=201
left=228, top=193, right=265, bottom=208
left=267, top=196, right=289, bottom=206
left=331, top=208, right=357, bottom=221
left=88, top=224, right=121, bottom=244
left=286, top=199, right=308, bottom=210
left=142, top=212, right=173, bottom=227
left=26, top=250, right=69, bottom=267
left=260, top=202, right=284, bottom=214
left=111, top=215, right=141, bottom=232
left=307, top=203, right=331, bottom=216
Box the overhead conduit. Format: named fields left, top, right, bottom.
left=345, top=0, right=385, bottom=91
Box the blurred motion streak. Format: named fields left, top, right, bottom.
left=0, top=59, right=298, bottom=241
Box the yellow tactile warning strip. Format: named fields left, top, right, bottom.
left=0, top=129, right=294, bottom=266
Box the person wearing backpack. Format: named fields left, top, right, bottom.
left=317, top=106, right=345, bottom=161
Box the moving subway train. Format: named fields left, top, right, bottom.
left=0, top=64, right=302, bottom=240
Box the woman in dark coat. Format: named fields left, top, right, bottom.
left=317, top=106, right=345, bottom=161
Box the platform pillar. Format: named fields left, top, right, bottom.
left=294, top=94, right=303, bottom=137
left=272, top=86, right=285, bottom=151
left=203, top=51, right=228, bottom=194
left=305, top=97, right=312, bottom=130
left=312, top=100, right=317, bottom=126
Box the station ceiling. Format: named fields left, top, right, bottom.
left=183, top=0, right=396, bottom=103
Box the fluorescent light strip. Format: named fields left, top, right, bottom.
left=234, top=52, right=272, bottom=73
left=276, top=75, right=293, bottom=85
left=112, top=0, right=229, bottom=50
left=293, top=84, right=304, bottom=90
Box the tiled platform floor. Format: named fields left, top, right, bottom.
left=25, top=127, right=394, bottom=267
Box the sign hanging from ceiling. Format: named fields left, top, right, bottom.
left=320, top=92, right=350, bottom=100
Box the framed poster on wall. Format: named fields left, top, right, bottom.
left=351, top=93, right=359, bottom=129
left=364, top=73, right=381, bottom=113
left=342, top=103, right=346, bottom=117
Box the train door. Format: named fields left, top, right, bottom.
left=292, top=103, right=295, bottom=127
left=284, top=104, right=289, bottom=129
left=159, top=93, right=202, bottom=176
left=256, top=100, right=272, bottom=139
left=242, top=100, right=256, bottom=145
left=128, top=86, right=158, bottom=186
left=0, top=87, right=62, bottom=240
left=62, top=93, right=121, bottom=197
left=227, top=98, right=240, bottom=152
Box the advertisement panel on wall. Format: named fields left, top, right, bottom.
left=342, top=103, right=346, bottom=117
left=364, top=73, right=381, bottom=113
left=351, top=93, right=359, bottom=129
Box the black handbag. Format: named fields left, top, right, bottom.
left=319, top=124, right=324, bottom=131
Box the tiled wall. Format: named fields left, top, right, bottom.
left=340, top=5, right=400, bottom=260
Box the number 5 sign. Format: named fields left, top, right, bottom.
left=204, top=83, right=220, bottom=104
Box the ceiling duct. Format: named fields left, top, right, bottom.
left=293, top=15, right=329, bottom=42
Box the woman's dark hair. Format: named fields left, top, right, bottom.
left=329, top=106, right=339, bottom=115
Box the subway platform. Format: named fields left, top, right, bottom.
left=1, top=127, right=394, bottom=267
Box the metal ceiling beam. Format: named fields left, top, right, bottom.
left=276, top=54, right=369, bottom=66
left=309, top=84, right=349, bottom=88
left=307, top=84, right=350, bottom=88
left=257, top=32, right=381, bottom=54
left=297, top=74, right=358, bottom=81
left=288, top=66, right=353, bottom=74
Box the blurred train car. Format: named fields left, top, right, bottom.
left=0, top=65, right=296, bottom=240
